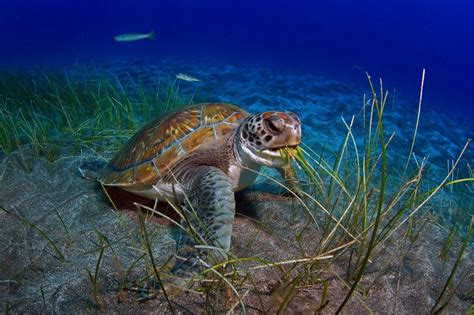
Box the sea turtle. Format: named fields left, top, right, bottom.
left=80, top=102, right=301, bottom=284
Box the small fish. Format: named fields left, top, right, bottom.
left=176, top=73, right=200, bottom=82
left=114, top=31, right=155, bottom=42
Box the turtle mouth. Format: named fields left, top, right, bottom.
left=261, top=145, right=299, bottom=158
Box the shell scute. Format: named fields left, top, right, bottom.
left=134, top=162, right=159, bottom=185
left=202, top=103, right=243, bottom=125
left=154, top=146, right=183, bottom=174
left=180, top=127, right=214, bottom=152
left=100, top=167, right=134, bottom=185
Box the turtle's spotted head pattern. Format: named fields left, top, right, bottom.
left=238, top=111, right=301, bottom=167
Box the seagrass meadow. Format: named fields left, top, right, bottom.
left=0, top=59, right=473, bottom=313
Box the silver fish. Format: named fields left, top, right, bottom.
left=114, top=31, right=155, bottom=42
left=176, top=73, right=200, bottom=82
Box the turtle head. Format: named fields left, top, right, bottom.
left=238, top=111, right=301, bottom=167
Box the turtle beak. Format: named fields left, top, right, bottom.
left=285, top=112, right=301, bottom=145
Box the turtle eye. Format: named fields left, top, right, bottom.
left=265, top=117, right=284, bottom=134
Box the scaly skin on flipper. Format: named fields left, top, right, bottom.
left=171, top=166, right=235, bottom=285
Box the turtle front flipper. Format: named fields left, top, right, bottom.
left=171, top=165, right=235, bottom=286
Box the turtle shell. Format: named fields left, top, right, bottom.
left=98, top=102, right=248, bottom=187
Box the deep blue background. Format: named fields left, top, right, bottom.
left=1, top=0, right=473, bottom=120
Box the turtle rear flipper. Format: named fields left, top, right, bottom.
left=171, top=165, right=235, bottom=286
left=78, top=160, right=107, bottom=180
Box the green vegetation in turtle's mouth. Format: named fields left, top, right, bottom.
left=260, top=145, right=300, bottom=160
left=277, top=145, right=299, bottom=161
left=272, top=145, right=299, bottom=152
left=279, top=145, right=314, bottom=177
left=256, top=145, right=303, bottom=165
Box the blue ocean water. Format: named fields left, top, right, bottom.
left=1, top=0, right=473, bottom=121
